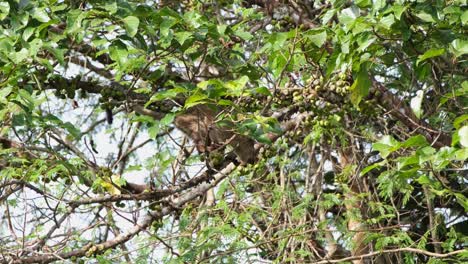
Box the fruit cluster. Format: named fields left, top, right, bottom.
left=98, top=86, right=125, bottom=110
left=52, top=76, right=77, bottom=99
left=314, top=72, right=350, bottom=96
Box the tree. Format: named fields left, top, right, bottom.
left=0, top=0, right=467, bottom=263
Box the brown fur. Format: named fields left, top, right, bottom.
left=174, top=105, right=256, bottom=164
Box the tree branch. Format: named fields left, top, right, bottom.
left=370, top=79, right=451, bottom=147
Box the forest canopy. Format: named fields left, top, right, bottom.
left=0, top=0, right=467, bottom=263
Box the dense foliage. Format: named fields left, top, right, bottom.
left=0, top=0, right=467, bottom=263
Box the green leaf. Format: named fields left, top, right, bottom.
left=417, top=146, right=436, bottom=161
left=254, top=87, right=272, bottom=96
left=322, top=9, right=336, bottom=24
left=235, top=29, right=253, bottom=41
left=396, top=156, right=419, bottom=170
left=391, top=5, right=407, bottom=20
left=17, top=89, right=35, bottom=110
left=450, top=39, right=468, bottom=57
left=217, top=99, right=234, bottom=106
left=37, top=19, right=60, bottom=35
left=454, top=114, right=468, bottom=129
left=373, top=135, right=400, bottom=158
left=339, top=7, right=359, bottom=30
left=217, top=24, right=227, bottom=35
left=0, top=86, right=12, bottom=103
left=123, top=16, right=139, bottom=37
left=263, top=32, right=291, bottom=52
left=147, top=123, right=160, bottom=139
left=0, top=38, right=13, bottom=54
left=350, top=63, right=371, bottom=108
left=28, top=38, right=43, bottom=56
left=360, top=161, right=385, bottom=176
left=0, top=1, right=10, bottom=20
left=175, top=31, right=192, bottom=46
left=160, top=17, right=177, bottom=37
left=305, top=30, right=327, bottom=47
left=462, top=10, right=468, bottom=25
left=198, top=79, right=223, bottom=91
left=416, top=12, right=435, bottom=23
left=22, top=27, right=35, bottom=41
left=65, top=10, right=87, bottom=34
left=458, top=126, right=468, bottom=148
left=453, top=148, right=468, bottom=160
left=50, top=4, right=67, bottom=12
left=410, top=90, right=424, bottom=118
left=185, top=93, right=208, bottom=108
left=372, top=0, right=386, bottom=11
left=62, top=122, right=81, bottom=139
left=356, top=0, right=371, bottom=8
left=109, top=41, right=128, bottom=68
left=45, top=46, right=65, bottom=66
left=32, top=8, right=50, bottom=23
left=454, top=193, right=468, bottom=212
left=103, top=1, right=118, bottom=14
left=401, top=135, right=428, bottom=148
left=357, top=34, right=376, bottom=51
left=255, top=133, right=272, bottom=144
left=183, top=10, right=200, bottom=28
left=160, top=113, right=175, bottom=126
left=380, top=14, right=395, bottom=29
left=147, top=88, right=185, bottom=105
left=225, top=76, right=249, bottom=96
left=11, top=48, right=29, bottom=64
left=417, top=48, right=445, bottom=65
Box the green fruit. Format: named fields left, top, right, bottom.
left=67, top=90, right=75, bottom=99
left=152, top=220, right=163, bottom=230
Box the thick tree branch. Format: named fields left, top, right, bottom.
left=370, top=79, right=452, bottom=147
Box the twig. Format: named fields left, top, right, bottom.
left=313, top=247, right=466, bottom=264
